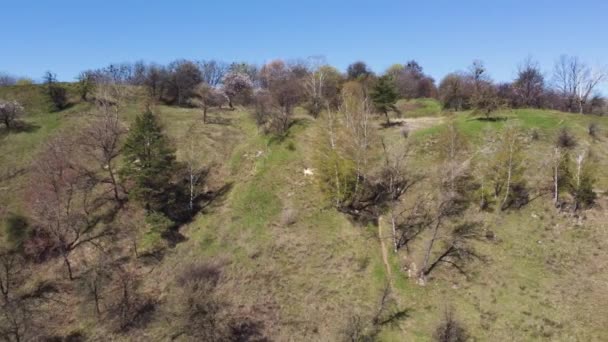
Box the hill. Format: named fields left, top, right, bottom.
left=1, top=87, right=608, bottom=341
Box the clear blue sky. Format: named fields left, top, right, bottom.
left=2, top=0, right=607, bottom=89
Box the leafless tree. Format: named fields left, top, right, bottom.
left=199, top=60, right=229, bottom=87
left=0, top=73, right=17, bottom=87
left=553, top=55, right=606, bottom=114
left=513, top=57, right=545, bottom=108
left=80, top=112, right=126, bottom=203
left=182, top=124, right=208, bottom=213
left=259, top=60, right=304, bottom=134
left=190, top=84, right=228, bottom=123
left=144, top=64, right=169, bottom=101
left=28, top=136, right=111, bottom=280
left=303, top=56, right=327, bottom=117
left=0, top=250, right=24, bottom=304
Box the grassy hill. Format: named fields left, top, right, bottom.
left=1, top=88, right=608, bottom=341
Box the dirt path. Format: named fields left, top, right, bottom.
left=377, top=216, right=392, bottom=280
left=391, top=116, right=444, bottom=131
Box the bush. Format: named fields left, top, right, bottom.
left=588, top=122, right=599, bottom=138
left=556, top=128, right=577, bottom=149
left=4, top=213, right=28, bottom=249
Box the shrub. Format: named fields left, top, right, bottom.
left=588, top=122, right=599, bottom=138
left=556, top=128, right=577, bottom=149
left=4, top=213, right=28, bottom=249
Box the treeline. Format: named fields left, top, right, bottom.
left=3, top=54, right=605, bottom=118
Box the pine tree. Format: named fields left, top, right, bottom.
left=371, top=76, right=398, bottom=126
left=121, top=111, right=177, bottom=212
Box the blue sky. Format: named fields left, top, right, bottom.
left=2, top=0, right=607, bottom=90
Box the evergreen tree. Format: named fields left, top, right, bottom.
left=371, top=76, right=398, bottom=125
left=121, top=111, right=177, bottom=212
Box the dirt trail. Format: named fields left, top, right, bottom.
left=392, top=116, right=444, bottom=131
left=377, top=217, right=392, bottom=280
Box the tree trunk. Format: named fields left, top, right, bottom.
left=501, top=143, right=514, bottom=210
left=421, top=219, right=441, bottom=278
left=203, top=106, right=207, bottom=124
left=93, top=282, right=101, bottom=316
left=553, top=148, right=559, bottom=206
left=64, top=255, right=74, bottom=280
left=384, top=111, right=390, bottom=126
left=108, top=164, right=121, bottom=203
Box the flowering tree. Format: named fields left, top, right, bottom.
left=222, top=72, right=253, bottom=109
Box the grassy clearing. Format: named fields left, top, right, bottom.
left=396, top=98, right=442, bottom=118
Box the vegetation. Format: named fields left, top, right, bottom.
left=0, top=54, right=607, bottom=341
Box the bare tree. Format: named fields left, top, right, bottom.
left=303, top=56, right=327, bottom=117
left=553, top=55, right=606, bottom=114
left=513, top=57, right=545, bottom=108
left=0, top=250, right=24, bottom=304
left=28, top=136, right=111, bottom=280
left=80, top=112, right=126, bottom=204
left=190, top=84, right=228, bottom=123
left=199, top=60, right=228, bottom=87
left=0, top=73, right=17, bottom=87
left=259, top=60, right=304, bottom=134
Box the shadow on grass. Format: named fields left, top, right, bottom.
left=0, top=121, right=41, bottom=138
left=468, top=116, right=509, bottom=122
left=380, top=121, right=405, bottom=129
left=267, top=117, right=313, bottom=145
left=206, top=114, right=234, bottom=126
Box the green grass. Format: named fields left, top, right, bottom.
left=396, top=98, right=442, bottom=118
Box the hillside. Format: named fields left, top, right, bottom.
left=1, top=86, right=608, bottom=341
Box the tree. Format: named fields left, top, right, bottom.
left=167, top=60, right=203, bottom=106
left=393, top=60, right=437, bottom=99
left=371, top=76, right=398, bottom=125
left=144, top=64, right=169, bottom=102
left=550, top=147, right=572, bottom=206
left=259, top=60, right=304, bottom=134
left=513, top=57, right=544, bottom=108
left=181, top=124, right=208, bottom=213
left=485, top=125, right=527, bottom=210
left=190, top=84, right=227, bottom=124
left=439, top=73, right=474, bottom=110
left=29, top=135, right=111, bottom=280
left=553, top=55, right=606, bottom=114
left=0, top=73, right=17, bottom=87
left=303, top=56, right=327, bottom=117
left=80, top=111, right=126, bottom=203
left=120, top=111, right=177, bottom=212
left=42, top=71, right=68, bottom=111
left=222, top=72, right=253, bottom=109
left=0, top=249, right=24, bottom=304
left=468, top=60, right=502, bottom=119
left=76, top=71, right=96, bottom=102
left=347, top=61, right=373, bottom=80
left=199, top=60, right=228, bottom=87
left=0, top=100, right=24, bottom=130
left=570, top=150, right=596, bottom=211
